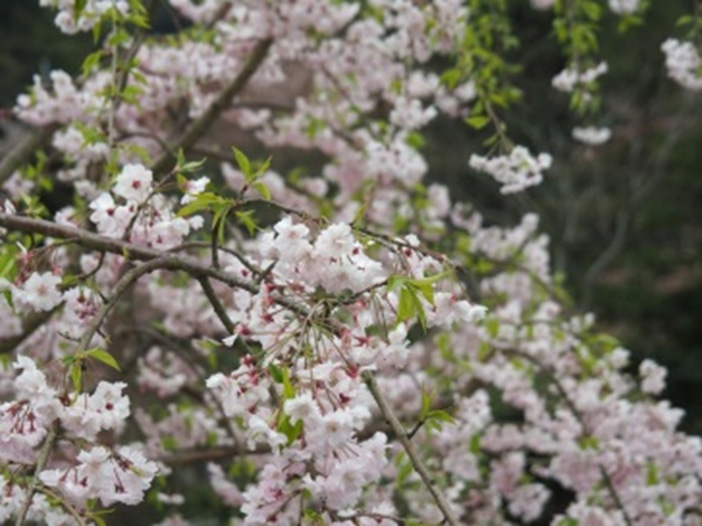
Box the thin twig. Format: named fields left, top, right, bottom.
left=14, top=421, right=59, bottom=526
left=76, top=257, right=178, bottom=353
left=15, top=258, right=184, bottom=524
left=362, top=371, right=460, bottom=526
left=36, top=486, right=88, bottom=526
left=501, top=348, right=634, bottom=526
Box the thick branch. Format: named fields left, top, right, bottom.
left=0, top=213, right=308, bottom=317
left=151, top=38, right=273, bottom=177
left=198, top=276, right=236, bottom=333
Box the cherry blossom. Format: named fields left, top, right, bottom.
left=573, top=126, right=613, bottom=146
left=662, top=39, right=702, bottom=91
left=469, top=146, right=553, bottom=194
left=11, top=272, right=63, bottom=313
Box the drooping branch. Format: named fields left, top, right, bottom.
left=502, top=347, right=634, bottom=526
left=0, top=211, right=464, bottom=525
left=0, top=212, right=257, bottom=290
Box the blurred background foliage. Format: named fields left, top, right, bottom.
left=0, top=0, right=700, bottom=439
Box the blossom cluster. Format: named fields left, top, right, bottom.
left=1, top=356, right=156, bottom=517
left=87, top=163, right=203, bottom=248
left=572, top=126, right=613, bottom=146
left=608, top=0, right=640, bottom=15
left=469, top=147, right=553, bottom=194
left=662, top=38, right=702, bottom=91
left=552, top=62, right=609, bottom=93
left=39, top=0, right=130, bottom=34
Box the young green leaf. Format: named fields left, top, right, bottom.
left=252, top=181, right=271, bottom=201
left=87, top=348, right=121, bottom=371
left=232, top=147, right=253, bottom=181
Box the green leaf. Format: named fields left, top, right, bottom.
left=281, top=367, right=295, bottom=400
left=485, top=317, right=500, bottom=338
left=161, top=435, right=178, bottom=452
left=176, top=148, right=186, bottom=168
left=71, top=362, right=82, bottom=393
left=469, top=433, right=481, bottom=454
left=252, top=181, right=271, bottom=201
left=676, top=15, right=694, bottom=27
left=0, top=248, right=17, bottom=280
left=386, top=275, right=406, bottom=291
left=91, top=21, right=103, bottom=43
left=303, top=509, right=325, bottom=526
left=397, top=287, right=417, bottom=325
left=268, top=363, right=284, bottom=384
left=86, top=348, right=121, bottom=371
left=582, top=1, right=601, bottom=21
left=419, top=389, right=433, bottom=421
left=235, top=210, right=258, bottom=236
left=74, top=0, right=88, bottom=21
left=405, top=131, right=425, bottom=149
left=82, top=50, right=104, bottom=77
left=351, top=201, right=368, bottom=226
left=277, top=412, right=303, bottom=445
left=176, top=173, right=188, bottom=187
left=212, top=204, right=232, bottom=244
left=646, top=461, right=659, bottom=485
left=255, top=156, right=272, bottom=178
left=177, top=192, right=226, bottom=217
left=108, top=28, right=130, bottom=47
left=465, top=114, right=490, bottom=130
left=181, top=159, right=207, bottom=173
left=427, top=409, right=456, bottom=425
left=396, top=456, right=414, bottom=486
left=232, top=147, right=253, bottom=181
left=577, top=435, right=599, bottom=450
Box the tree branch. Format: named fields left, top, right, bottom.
left=15, top=421, right=59, bottom=526
left=0, top=124, right=59, bottom=185
left=151, top=38, right=273, bottom=177
left=362, top=371, right=460, bottom=526
left=0, top=213, right=309, bottom=317
left=76, top=257, right=179, bottom=353
left=198, top=276, right=236, bottom=334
